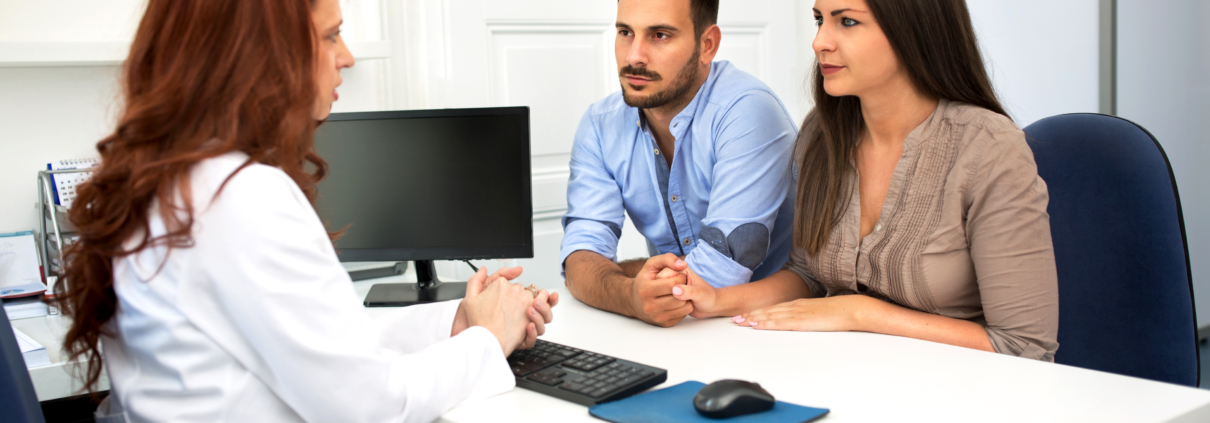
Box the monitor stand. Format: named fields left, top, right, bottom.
left=362, top=260, right=467, bottom=307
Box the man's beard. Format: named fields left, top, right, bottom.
left=620, top=47, right=702, bottom=110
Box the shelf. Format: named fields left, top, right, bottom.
left=0, top=41, right=392, bottom=68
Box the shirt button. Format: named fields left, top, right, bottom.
left=670, top=195, right=678, bottom=202
left=854, top=246, right=860, bottom=253
left=637, top=120, right=641, bottom=128
left=875, top=224, right=882, bottom=232
left=683, top=238, right=692, bottom=246
left=654, top=148, right=660, bottom=155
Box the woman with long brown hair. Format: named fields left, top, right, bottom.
left=58, top=0, right=556, bottom=421
left=673, top=0, right=1059, bottom=360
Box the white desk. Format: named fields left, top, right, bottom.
left=352, top=276, right=1210, bottom=423
left=22, top=271, right=1210, bottom=422
left=13, top=312, right=108, bottom=400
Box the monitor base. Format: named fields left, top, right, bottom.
left=362, top=260, right=468, bottom=307
left=363, top=282, right=467, bottom=307
left=347, top=262, right=405, bottom=282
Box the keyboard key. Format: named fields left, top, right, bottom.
left=511, top=363, right=544, bottom=376
left=560, top=382, right=586, bottom=392
left=532, top=368, right=565, bottom=379
left=590, top=388, right=610, bottom=398
left=526, top=374, right=562, bottom=386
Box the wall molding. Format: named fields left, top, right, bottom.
left=533, top=209, right=566, bottom=221
left=531, top=166, right=570, bottom=217
left=715, top=22, right=770, bottom=82
left=532, top=166, right=570, bottom=177
left=0, top=41, right=393, bottom=68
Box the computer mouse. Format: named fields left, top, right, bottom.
left=693, top=379, right=775, bottom=419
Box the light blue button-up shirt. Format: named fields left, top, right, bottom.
left=560, top=61, right=797, bottom=288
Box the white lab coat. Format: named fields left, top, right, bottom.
left=100, top=151, right=514, bottom=423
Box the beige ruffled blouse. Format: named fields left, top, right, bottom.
left=783, top=99, right=1060, bottom=361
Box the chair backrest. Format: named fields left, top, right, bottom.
left=1, top=305, right=47, bottom=422
left=1024, top=113, right=1199, bottom=387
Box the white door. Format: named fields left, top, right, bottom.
left=392, top=0, right=805, bottom=287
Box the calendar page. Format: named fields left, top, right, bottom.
left=48, top=158, right=100, bottom=209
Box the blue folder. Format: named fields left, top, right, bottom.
left=589, top=381, right=829, bottom=423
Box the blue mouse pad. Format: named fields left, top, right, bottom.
left=589, top=381, right=829, bottom=423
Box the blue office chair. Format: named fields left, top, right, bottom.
left=1, top=305, right=47, bottom=422
left=1024, top=113, right=1199, bottom=387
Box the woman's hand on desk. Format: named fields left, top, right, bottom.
left=734, top=295, right=996, bottom=352
left=734, top=295, right=868, bottom=332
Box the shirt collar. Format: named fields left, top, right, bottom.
left=903, top=98, right=948, bottom=151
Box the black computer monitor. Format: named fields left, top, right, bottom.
left=313, top=107, right=533, bottom=306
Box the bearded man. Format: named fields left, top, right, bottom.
left=561, top=0, right=798, bottom=327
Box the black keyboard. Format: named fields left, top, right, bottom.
left=507, top=339, right=667, bottom=405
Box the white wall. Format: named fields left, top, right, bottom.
left=0, top=0, right=390, bottom=236
left=966, top=0, right=1101, bottom=126
left=0, top=2, right=141, bottom=236
left=1117, top=0, right=1210, bottom=329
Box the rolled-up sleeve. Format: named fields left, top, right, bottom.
left=966, top=128, right=1060, bottom=362
left=560, top=110, right=626, bottom=272
left=686, top=91, right=797, bottom=288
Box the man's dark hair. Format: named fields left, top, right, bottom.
left=619, top=0, right=719, bottom=40
left=690, top=0, right=719, bottom=40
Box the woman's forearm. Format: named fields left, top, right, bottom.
left=855, top=297, right=995, bottom=352
left=713, top=270, right=813, bottom=317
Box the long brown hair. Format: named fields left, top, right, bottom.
left=57, top=0, right=324, bottom=392
left=794, top=0, right=1009, bottom=255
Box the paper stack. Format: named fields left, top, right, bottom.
left=3, top=296, right=48, bottom=320
left=2, top=231, right=43, bottom=294
left=12, top=327, right=49, bottom=368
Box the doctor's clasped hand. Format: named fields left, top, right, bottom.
left=453, top=266, right=559, bottom=356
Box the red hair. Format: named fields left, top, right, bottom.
left=57, top=0, right=324, bottom=392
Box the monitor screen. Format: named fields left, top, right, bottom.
left=312, top=107, right=533, bottom=262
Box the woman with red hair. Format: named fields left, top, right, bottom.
left=57, top=0, right=556, bottom=421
